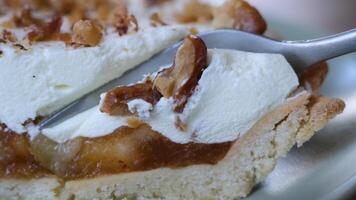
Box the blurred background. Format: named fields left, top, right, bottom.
left=241, top=1, right=356, bottom=199
left=248, top=0, right=356, bottom=38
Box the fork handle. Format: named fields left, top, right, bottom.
left=282, top=29, right=356, bottom=71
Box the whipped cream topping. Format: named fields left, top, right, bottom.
left=43, top=49, right=299, bottom=144
left=0, top=25, right=188, bottom=134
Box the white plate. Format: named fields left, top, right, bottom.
left=246, top=22, right=356, bottom=200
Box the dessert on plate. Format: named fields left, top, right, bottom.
left=0, top=0, right=345, bottom=199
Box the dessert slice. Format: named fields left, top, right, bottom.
left=2, top=35, right=341, bottom=200
left=0, top=1, right=345, bottom=199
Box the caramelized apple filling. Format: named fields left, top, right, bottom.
left=0, top=128, right=49, bottom=179
left=30, top=125, right=232, bottom=180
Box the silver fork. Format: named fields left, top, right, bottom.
left=40, top=29, right=356, bottom=129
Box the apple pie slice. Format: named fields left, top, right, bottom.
left=1, top=34, right=344, bottom=200
left=0, top=0, right=345, bottom=200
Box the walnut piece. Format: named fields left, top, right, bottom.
left=112, top=4, right=139, bottom=36
left=68, top=5, right=87, bottom=25
left=12, top=8, right=44, bottom=28
left=3, top=0, right=22, bottom=8
left=26, top=15, right=64, bottom=43
left=72, top=20, right=103, bottom=47
left=0, top=1, right=142, bottom=44
left=212, top=0, right=267, bottom=34
left=154, top=35, right=208, bottom=113
left=175, top=0, right=213, bottom=23
left=0, top=29, right=17, bottom=43
left=101, top=81, right=161, bottom=116
left=150, top=13, right=166, bottom=27
left=6, top=8, right=67, bottom=43
left=145, top=0, right=171, bottom=6
left=101, top=35, right=208, bottom=116
left=96, top=3, right=110, bottom=23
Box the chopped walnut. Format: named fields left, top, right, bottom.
left=3, top=0, right=22, bottom=9
left=57, top=32, right=72, bottom=44
left=112, top=4, right=139, bottom=36
left=68, top=6, right=87, bottom=25
left=0, top=29, right=17, bottom=43
left=130, top=15, right=139, bottom=32
left=26, top=15, right=64, bottom=43
left=189, top=27, right=199, bottom=35
left=150, top=13, right=166, bottom=27
left=4, top=8, right=66, bottom=43
left=47, top=0, right=76, bottom=14
left=145, top=0, right=171, bottom=6
left=101, top=80, right=162, bottom=116
left=154, top=35, right=208, bottom=113
left=30, top=0, right=51, bottom=10
left=1, top=19, right=16, bottom=29
left=175, top=0, right=213, bottom=23
left=12, top=8, right=44, bottom=28
left=71, top=20, right=103, bottom=47
left=212, top=0, right=267, bottom=34
left=96, top=3, right=110, bottom=23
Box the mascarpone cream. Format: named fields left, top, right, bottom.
left=43, top=49, right=299, bottom=144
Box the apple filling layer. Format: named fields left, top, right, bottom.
left=0, top=129, right=49, bottom=179
left=31, top=125, right=232, bottom=180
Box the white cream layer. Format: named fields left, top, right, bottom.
left=43, top=49, right=299, bottom=144
left=0, top=25, right=188, bottom=134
